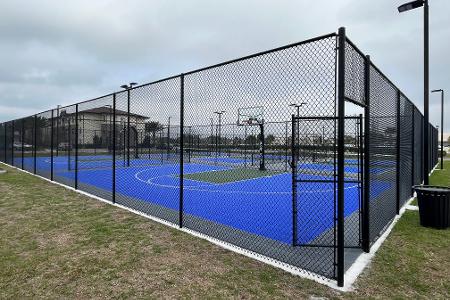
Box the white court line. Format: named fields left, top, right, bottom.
left=134, top=168, right=359, bottom=195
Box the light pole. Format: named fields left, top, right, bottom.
left=289, top=102, right=307, bottom=158
left=289, top=102, right=307, bottom=118
left=56, top=104, right=61, bottom=156
left=431, top=89, right=444, bottom=170
left=167, top=116, right=171, bottom=158
left=120, top=82, right=138, bottom=166
left=398, top=0, right=430, bottom=184
left=214, top=111, right=226, bottom=157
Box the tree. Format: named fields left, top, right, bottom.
left=93, top=135, right=102, bottom=147
left=245, top=135, right=257, bottom=146
left=266, top=134, right=276, bottom=145
left=448, top=135, right=450, bottom=144
left=145, top=121, right=163, bottom=146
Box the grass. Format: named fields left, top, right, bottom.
left=410, top=160, right=450, bottom=206
left=0, top=162, right=449, bottom=298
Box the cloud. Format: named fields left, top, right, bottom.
left=0, top=0, right=448, bottom=131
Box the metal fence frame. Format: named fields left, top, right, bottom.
left=0, top=27, right=439, bottom=287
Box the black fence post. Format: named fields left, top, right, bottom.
left=21, top=118, right=24, bottom=169
left=51, top=110, right=54, bottom=181
left=11, top=121, right=15, bottom=167
left=358, top=114, right=364, bottom=245
left=259, top=123, right=266, bottom=171
left=291, top=114, right=298, bottom=247
left=337, top=27, right=346, bottom=287
left=68, top=117, right=71, bottom=171
left=285, top=121, right=288, bottom=172
left=362, top=55, right=371, bottom=253
left=3, top=123, right=6, bottom=163
left=179, top=74, right=185, bottom=228
left=396, top=90, right=401, bottom=214
left=112, top=94, right=116, bottom=204
left=33, top=115, right=37, bottom=174
left=167, top=117, right=171, bottom=159
left=127, top=89, right=131, bottom=167
left=75, top=104, right=79, bottom=189
left=56, top=106, right=59, bottom=157
left=411, top=105, right=415, bottom=189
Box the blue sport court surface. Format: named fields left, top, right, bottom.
left=20, top=155, right=391, bottom=245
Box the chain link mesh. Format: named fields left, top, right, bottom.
left=0, top=32, right=441, bottom=285
left=368, top=65, right=398, bottom=242
left=399, top=94, right=414, bottom=206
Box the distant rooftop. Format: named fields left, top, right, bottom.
left=61, top=107, right=148, bottom=119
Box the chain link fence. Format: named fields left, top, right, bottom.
left=0, top=28, right=439, bottom=287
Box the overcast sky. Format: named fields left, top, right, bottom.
left=0, top=0, right=448, bottom=133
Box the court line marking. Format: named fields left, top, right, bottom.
left=134, top=169, right=359, bottom=195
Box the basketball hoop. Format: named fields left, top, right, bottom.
left=237, top=106, right=264, bottom=126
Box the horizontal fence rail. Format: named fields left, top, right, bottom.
left=0, top=28, right=439, bottom=287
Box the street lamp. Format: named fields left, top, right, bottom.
left=289, top=102, right=307, bottom=118
left=120, top=82, right=138, bottom=166
left=120, top=82, right=138, bottom=90
left=431, top=89, right=444, bottom=170
left=398, top=0, right=430, bottom=184
left=214, top=111, right=226, bottom=157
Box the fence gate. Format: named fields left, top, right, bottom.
left=291, top=115, right=363, bottom=275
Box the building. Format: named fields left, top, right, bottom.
left=56, top=107, right=149, bottom=148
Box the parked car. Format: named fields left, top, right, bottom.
left=13, top=143, right=33, bottom=151
left=13, top=143, right=22, bottom=150
left=58, top=142, right=72, bottom=151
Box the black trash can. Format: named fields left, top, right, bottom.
left=413, top=185, right=450, bottom=229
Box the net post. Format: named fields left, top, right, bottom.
left=362, top=55, right=371, bottom=253
left=33, top=115, right=37, bottom=174
left=179, top=74, right=185, bottom=228
left=112, top=93, right=116, bottom=204
left=291, top=114, right=297, bottom=247
left=75, top=104, right=79, bottom=190
left=396, top=90, right=401, bottom=214
left=51, top=109, right=54, bottom=181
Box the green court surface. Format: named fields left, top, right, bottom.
left=182, top=168, right=283, bottom=184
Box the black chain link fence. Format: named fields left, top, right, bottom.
left=0, top=29, right=439, bottom=287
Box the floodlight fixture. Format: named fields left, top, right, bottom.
left=120, top=82, right=139, bottom=90
left=289, top=102, right=307, bottom=108
left=398, top=0, right=424, bottom=13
